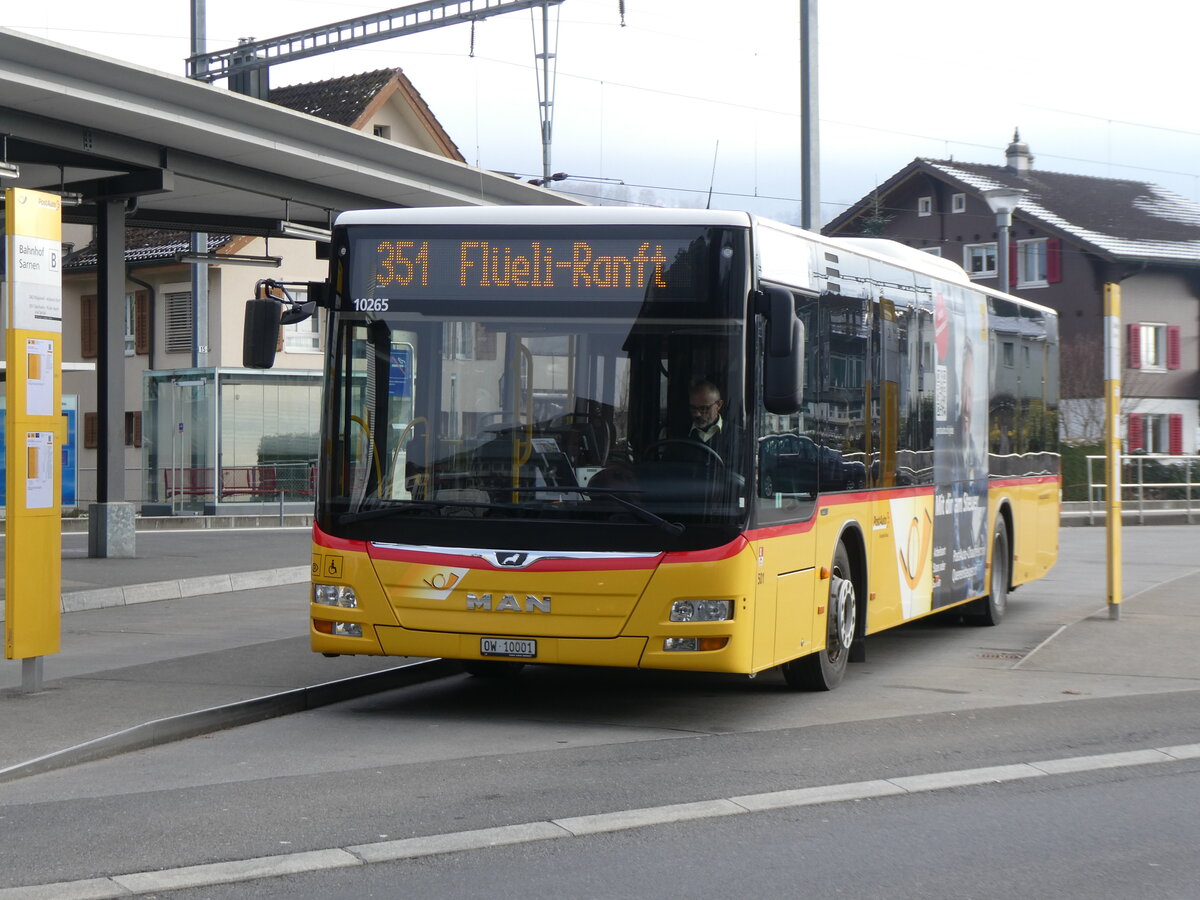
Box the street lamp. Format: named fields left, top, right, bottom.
left=982, top=187, right=1028, bottom=291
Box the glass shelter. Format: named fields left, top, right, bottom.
left=142, top=368, right=322, bottom=515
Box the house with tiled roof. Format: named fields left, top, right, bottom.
left=270, top=68, right=464, bottom=161
left=824, top=133, right=1200, bottom=455
left=56, top=68, right=511, bottom=512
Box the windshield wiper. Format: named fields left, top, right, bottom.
left=338, top=488, right=685, bottom=536
left=337, top=498, right=509, bottom=525
left=506, top=486, right=685, bottom=536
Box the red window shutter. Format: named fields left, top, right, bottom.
left=1046, top=238, right=1062, bottom=283
left=1128, top=323, right=1142, bottom=369
left=1167, top=325, right=1181, bottom=370
left=135, top=291, right=150, bottom=355
left=1169, top=414, right=1184, bottom=455
left=1009, top=244, right=1018, bottom=287
left=81, top=294, right=98, bottom=359
left=1127, top=414, right=1144, bottom=452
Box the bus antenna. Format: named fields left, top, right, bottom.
left=706, top=140, right=720, bottom=209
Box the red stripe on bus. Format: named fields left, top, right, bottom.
left=989, top=474, right=1060, bottom=487
left=313, top=525, right=365, bottom=553
left=365, top=543, right=663, bottom=572
left=662, top=535, right=750, bottom=564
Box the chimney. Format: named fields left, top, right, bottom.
left=1006, top=128, right=1033, bottom=173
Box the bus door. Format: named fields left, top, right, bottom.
left=868, top=293, right=906, bottom=627
left=867, top=265, right=932, bottom=628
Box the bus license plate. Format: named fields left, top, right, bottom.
left=480, top=637, right=537, bottom=658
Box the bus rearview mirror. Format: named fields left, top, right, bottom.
left=763, top=287, right=805, bottom=414
left=243, top=297, right=283, bottom=369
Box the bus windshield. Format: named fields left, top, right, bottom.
left=319, top=224, right=750, bottom=552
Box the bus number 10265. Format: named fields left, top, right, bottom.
left=376, top=241, right=430, bottom=287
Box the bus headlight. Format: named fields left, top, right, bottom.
left=670, top=599, right=732, bottom=622
left=314, top=583, right=358, bottom=608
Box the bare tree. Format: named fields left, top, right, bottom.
left=1059, top=331, right=1171, bottom=444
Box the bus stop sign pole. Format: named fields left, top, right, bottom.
left=1104, top=282, right=1122, bottom=619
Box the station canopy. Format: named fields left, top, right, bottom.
left=0, top=27, right=578, bottom=236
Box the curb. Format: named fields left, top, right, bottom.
left=0, top=658, right=461, bottom=784
left=59, top=566, right=311, bottom=613
left=0, top=567, right=311, bottom=620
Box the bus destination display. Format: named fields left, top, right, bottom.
left=351, top=234, right=705, bottom=305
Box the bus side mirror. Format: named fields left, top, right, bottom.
left=243, top=297, right=283, bottom=369
left=762, top=286, right=805, bottom=414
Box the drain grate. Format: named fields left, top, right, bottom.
left=978, top=650, right=1027, bottom=660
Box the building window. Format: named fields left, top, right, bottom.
left=165, top=292, right=194, bottom=354
left=443, top=321, right=476, bottom=360
left=1016, top=238, right=1048, bottom=287
left=964, top=243, right=997, bottom=278
left=1128, top=412, right=1184, bottom=455
left=1002, top=341, right=1015, bottom=367
left=917, top=196, right=932, bottom=217
left=282, top=289, right=321, bottom=353
left=951, top=193, right=966, bottom=213
left=1129, top=323, right=1180, bottom=371
left=124, top=292, right=137, bottom=355
left=83, top=292, right=147, bottom=356
left=921, top=246, right=942, bottom=257
left=124, top=411, right=143, bottom=448
left=373, top=124, right=391, bottom=139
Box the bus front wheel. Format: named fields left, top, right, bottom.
left=783, top=542, right=856, bottom=691
left=969, top=520, right=1010, bottom=626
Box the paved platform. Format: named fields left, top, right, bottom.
left=1, top=523, right=1197, bottom=783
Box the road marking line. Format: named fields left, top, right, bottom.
left=1029, top=748, right=1174, bottom=775
left=111, top=849, right=360, bottom=894
left=5, top=742, right=1199, bottom=899
left=888, top=763, right=1045, bottom=792
left=730, top=778, right=905, bottom=811
left=348, top=822, right=569, bottom=862
left=553, top=799, right=743, bottom=835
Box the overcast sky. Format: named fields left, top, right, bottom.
left=9, top=0, right=1200, bottom=224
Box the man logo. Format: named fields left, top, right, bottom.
left=496, top=552, right=530, bottom=568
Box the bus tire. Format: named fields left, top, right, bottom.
left=969, top=519, right=1010, bottom=626
left=460, top=660, right=526, bottom=679
left=782, top=542, right=856, bottom=691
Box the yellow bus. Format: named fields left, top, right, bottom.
left=245, top=207, right=1059, bottom=690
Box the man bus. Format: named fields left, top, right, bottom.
left=245, top=207, right=1059, bottom=690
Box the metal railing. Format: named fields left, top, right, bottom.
left=1085, top=454, right=1200, bottom=524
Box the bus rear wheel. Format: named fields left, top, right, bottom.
left=783, top=542, right=856, bottom=691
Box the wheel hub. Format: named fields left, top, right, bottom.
left=831, top=574, right=856, bottom=651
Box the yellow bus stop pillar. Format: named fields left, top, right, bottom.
left=1104, top=282, right=1122, bottom=620
left=4, top=187, right=66, bottom=691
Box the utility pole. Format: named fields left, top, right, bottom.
left=534, top=3, right=559, bottom=185
left=799, top=0, right=820, bottom=231
left=188, top=0, right=209, bottom=368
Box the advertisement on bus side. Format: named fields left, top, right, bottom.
left=931, top=287, right=988, bottom=607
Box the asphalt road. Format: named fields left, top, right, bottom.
left=156, top=759, right=1200, bottom=900
left=2, top=526, right=1199, bottom=897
